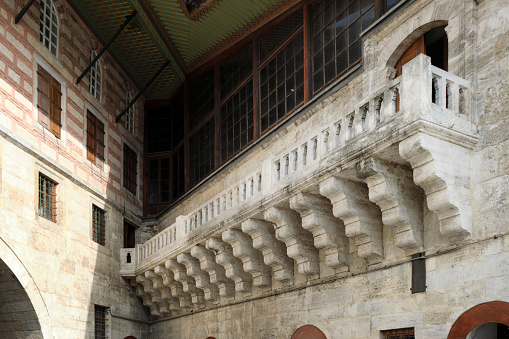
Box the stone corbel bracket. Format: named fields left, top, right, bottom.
left=190, top=246, right=236, bottom=300
left=165, top=258, right=205, bottom=307
left=241, top=219, right=294, bottom=282
left=319, top=177, right=383, bottom=262
left=154, top=264, right=192, bottom=310
left=134, top=276, right=163, bottom=317
left=264, top=206, right=320, bottom=277
left=399, top=131, right=474, bottom=240
left=145, top=270, right=180, bottom=314
left=356, top=157, right=424, bottom=253
left=177, top=252, right=220, bottom=303
left=289, top=192, right=349, bottom=271
left=222, top=228, right=271, bottom=288
left=206, top=237, right=252, bottom=294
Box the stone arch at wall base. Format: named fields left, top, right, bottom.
left=447, top=301, right=509, bottom=339
left=291, top=325, right=327, bottom=339
left=0, top=238, right=54, bottom=339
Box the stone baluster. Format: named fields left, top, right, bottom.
left=165, top=259, right=205, bottom=307
left=357, top=157, right=424, bottom=253
left=154, top=264, right=192, bottom=310
left=241, top=219, right=294, bottom=282
left=290, top=192, right=349, bottom=271
left=190, top=246, right=235, bottom=299
left=222, top=228, right=271, bottom=287
left=206, top=237, right=252, bottom=294
left=319, top=176, right=383, bottom=262
left=264, top=206, right=320, bottom=277
left=177, top=253, right=220, bottom=303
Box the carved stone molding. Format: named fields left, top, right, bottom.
left=177, top=253, right=220, bottom=303
left=399, top=132, right=473, bottom=240
left=154, top=264, right=193, bottom=310
left=190, top=246, right=235, bottom=299
left=222, top=228, right=271, bottom=287
left=165, top=258, right=205, bottom=306
left=145, top=270, right=180, bottom=313
left=357, top=157, right=424, bottom=253
left=290, top=192, right=349, bottom=270
left=264, top=206, right=319, bottom=277
left=241, top=218, right=294, bottom=282
left=319, top=177, right=383, bottom=261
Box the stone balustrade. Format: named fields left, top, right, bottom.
left=121, top=55, right=478, bottom=318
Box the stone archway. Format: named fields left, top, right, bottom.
left=0, top=238, right=53, bottom=338
left=448, top=301, right=509, bottom=339
left=291, top=325, right=327, bottom=339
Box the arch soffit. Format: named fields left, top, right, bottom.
left=447, top=301, right=509, bottom=339
left=291, top=325, right=327, bottom=339
left=0, top=238, right=54, bottom=339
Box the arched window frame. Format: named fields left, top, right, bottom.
left=39, top=0, right=59, bottom=56
left=89, top=51, right=102, bottom=102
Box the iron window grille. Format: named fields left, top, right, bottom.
left=92, top=205, right=106, bottom=246
left=38, top=173, right=57, bottom=222
left=382, top=327, right=415, bottom=339
left=125, top=91, right=134, bottom=134
left=89, top=51, right=102, bottom=101
left=39, top=0, right=58, bottom=56
left=94, top=305, right=108, bottom=339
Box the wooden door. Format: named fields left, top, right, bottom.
left=395, top=35, right=426, bottom=77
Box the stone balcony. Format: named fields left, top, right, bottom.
left=120, top=55, right=478, bottom=318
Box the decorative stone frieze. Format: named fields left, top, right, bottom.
left=399, top=132, right=474, bottom=240
left=356, top=157, right=424, bottom=253
left=206, top=238, right=252, bottom=293
left=145, top=270, right=181, bottom=313
left=289, top=192, right=349, bottom=271
left=165, top=259, right=205, bottom=307
left=319, top=177, right=383, bottom=262
left=241, top=219, right=294, bottom=282
left=154, top=264, right=193, bottom=310
left=190, top=246, right=235, bottom=299
left=221, top=228, right=272, bottom=287
left=264, top=206, right=320, bottom=277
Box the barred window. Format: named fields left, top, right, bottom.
left=89, top=51, right=102, bottom=101
left=92, top=205, right=105, bottom=246
left=86, top=111, right=105, bottom=169
left=38, top=173, right=57, bottom=222
left=39, top=0, right=58, bottom=56
left=125, top=91, right=134, bottom=134
left=382, top=328, right=415, bottom=339
left=123, top=144, right=138, bottom=195
left=94, top=305, right=108, bottom=339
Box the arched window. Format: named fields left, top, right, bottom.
left=291, top=325, right=327, bottom=339
left=39, top=0, right=58, bottom=56
left=90, top=51, right=102, bottom=101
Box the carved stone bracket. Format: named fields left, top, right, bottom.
left=399, top=132, right=473, bottom=240
left=131, top=280, right=161, bottom=317
left=206, top=237, right=252, bottom=294
left=241, top=219, right=294, bottom=282
left=290, top=192, right=349, bottom=271
left=145, top=270, right=180, bottom=313
left=135, top=276, right=164, bottom=317
left=319, top=177, right=383, bottom=262
left=165, top=258, right=205, bottom=306
left=264, top=206, right=319, bottom=277
left=177, top=253, right=220, bottom=303
left=191, top=246, right=235, bottom=299
left=222, top=228, right=271, bottom=288
left=154, top=264, right=192, bottom=310
left=356, top=157, right=424, bottom=253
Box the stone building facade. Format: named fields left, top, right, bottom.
left=1, top=0, right=509, bottom=338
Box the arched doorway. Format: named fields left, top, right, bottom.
left=291, top=325, right=327, bottom=339
left=0, top=258, right=43, bottom=338
left=448, top=301, right=509, bottom=339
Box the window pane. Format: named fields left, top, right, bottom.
left=189, top=69, right=215, bottom=129
left=220, top=45, right=253, bottom=99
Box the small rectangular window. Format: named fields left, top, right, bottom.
left=123, top=144, right=138, bottom=195
left=92, top=205, right=106, bottom=246
left=94, top=305, right=108, bottom=339
left=86, top=111, right=105, bottom=169
left=38, top=173, right=57, bottom=222
left=412, top=253, right=426, bottom=293
left=382, top=327, right=415, bottom=339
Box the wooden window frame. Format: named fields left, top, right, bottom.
left=38, top=173, right=57, bottom=223
left=39, top=0, right=58, bottom=56
left=123, top=143, right=138, bottom=195
left=89, top=51, right=102, bottom=102
left=37, top=65, right=62, bottom=138
left=86, top=110, right=105, bottom=169
left=92, top=204, right=106, bottom=246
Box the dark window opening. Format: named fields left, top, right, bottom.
left=124, top=220, right=136, bottom=248
left=424, top=26, right=448, bottom=71
left=411, top=253, right=426, bottom=294
left=38, top=173, right=57, bottom=222
left=382, top=328, right=415, bottom=339
left=183, top=0, right=208, bottom=13
left=92, top=205, right=106, bottom=246
left=94, top=305, right=108, bottom=339
left=123, top=144, right=138, bottom=195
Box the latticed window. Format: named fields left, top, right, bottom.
left=94, top=305, right=108, bottom=339
left=86, top=111, right=105, bottom=168
left=382, top=328, right=415, bottom=339
left=125, top=91, right=134, bottom=134
left=89, top=51, right=102, bottom=101
left=39, top=0, right=58, bottom=56
left=92, top=205, right=105, bottom=246
left=123, top=144, right=138, bottom=195
left=37, top=65, right=62, bottom=138
left=38, top=173, right=57, bottom=222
